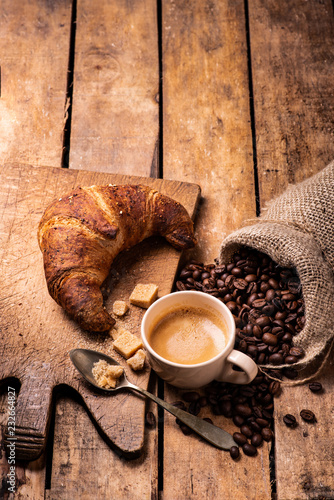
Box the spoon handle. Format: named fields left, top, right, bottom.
left=127, top=383, right=236, bottom=451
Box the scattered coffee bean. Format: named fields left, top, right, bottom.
left=203, top=417, right=213, bottom=425
left=251, top=433, right=263, bottom=448
left=240, top=424, right=253, bottom=438
left=300, top=409, right=317, bottom=423
left=261, top=428, right=273, bottom=442
left=179, top=424, right=192, bottom=436
left=308, top=382, right=323, bottom=393
left=242, top=442, right=258, bottom=457
left=188, top=400, right=201, bottom=416
left=230, top=446, right=240, bottom=460
left=183, top=391, right=200, bottom=403
left=269, top=381, right=281, bottom=396
left=283, top=414, right=297, bottom=428
left=233, top=432, right=247, bottom=446
left=172, top=401, right=186, bottom=411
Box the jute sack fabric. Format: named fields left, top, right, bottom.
left=219, top=160, right=334, bottom=376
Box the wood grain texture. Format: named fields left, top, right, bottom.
left=0, top=0, right=72, bottom=167
left=249, top=0, right=334, bottom=202
left=69, top=0, right=159, bottom=175
left=46, top=385, right=159, bottom=500
left=161, top=1, right=271, bottom=498
left=249, top=1, right=334, bottom=498
left=0, top=386, right=46, bottom=499
left=162, top=0, right=256, bottom=264
left=0, top=163, right=200, bottom=462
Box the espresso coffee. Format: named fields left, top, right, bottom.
left=147, top=305, right=228, bottom=365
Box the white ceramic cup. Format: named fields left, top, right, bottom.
left=141, top=291, right=258, bottom=389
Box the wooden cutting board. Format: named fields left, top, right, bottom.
left=0, top=163, right=201, bottom=461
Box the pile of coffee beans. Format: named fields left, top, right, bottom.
left=175, top=247, right=305, bottom=370
left=172, top=246, right=309, bottom=458
left=173, top=371, right=277, bottom=458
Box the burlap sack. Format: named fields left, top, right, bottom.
left=219, top=160, right=334, bottom=377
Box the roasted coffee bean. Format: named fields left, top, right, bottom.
left=289, top=347, right=304, bottom=358
left=300, top=409, right=317, bottom=423
left=234, top=278, right=248, bottom=290
left=288, top=276, right=301, bottom=294
left=283, top=414, right=297, bottom=428
left=256, top=418, right=270, bottom=428
left=253, top=298, right=267, bottom=309
left=179, top=424, right=193, bottom=436
left=261, top=428, right=273, bottom=442
left=268, top=278, right=279, bottom=289
left=233, top=415, right=245, bottom=427
left=285, top=355, right=298, bottom=364
left=176, top=280, right=187, bottom=291
left=265, top=289, right=276, bottom=302
left=220, top=400, right=233, bottom=418
left=269, top=381, right=281, bottom=396
left=251, top=434, right=263, bottom=448
left=172, top=401, right=186, bottom=410
left=268, top=353, right=284, bottom=365
left=247, top=345, right=258, bottom=358
left=230, top=446, right=240, bottom=460
left=145, top=411, right=156, bottom=428
left=203, top=417, right=213, bottom=425
left=242, top=443, right=257, bottom=456
left=183, top=391, right=200, bottom=403
left=233, top=432, right=247, bottom=446
left=189, top=400, right=201, bottom=416
left=235, top=404, right=252, bottom=418
left=255, top=315, right=271, bottom=327
left=250, top=421, right=262, bottom=433
left=308, top=382, right=323, bottom=393
left=240, top=425, right=253, bottom=438
left=262, top=333, right=278, bottom=346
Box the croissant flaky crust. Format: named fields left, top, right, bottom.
left=38, top=184, right=197, bottom=332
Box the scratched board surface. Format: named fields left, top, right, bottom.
left=0, top=163, right=200, bottom=460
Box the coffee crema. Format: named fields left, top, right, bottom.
left=147, top=305, right=228, bottom=365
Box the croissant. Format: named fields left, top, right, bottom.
left=38, top=184, right=196, bottom=332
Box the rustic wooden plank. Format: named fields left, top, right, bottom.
left=275, top=351, right=334, bottom=500
left=162, top=0, right=257, bottom=265
left=249, top=1, right=334, bottom=499
left=69, top=0, right=159, bottom=175
left=249, top=0, right=334, bottom=202
left=161, top=1, right=271, bottom=498
left=0, top=385, right=46, bottom=499
left=0, top=163, right=199, bottom=458
left=46, top=388, right=159, bottom=500
left=0, top=0, right=72, bottom=167
left=49, top=1, right=161, bottom=497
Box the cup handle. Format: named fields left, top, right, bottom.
left=216, top=349, right=258, bottom=384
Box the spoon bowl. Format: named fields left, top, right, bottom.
left=69, top=348, right=237, bottom=451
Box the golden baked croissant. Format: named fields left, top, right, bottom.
left=38, top=184, right=196, bottom=332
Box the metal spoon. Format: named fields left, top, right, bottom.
left=69, top=348, right=237, bottom=451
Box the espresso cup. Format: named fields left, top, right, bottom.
left=141, top=291, right=258, bottom=389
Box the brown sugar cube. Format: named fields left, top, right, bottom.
left=113, top=330, right=143, bottom=359
left=127, top=349, right=146, bottom=371
left=129, top=284, right=158, bottom=309
left=109, top=328, right=120, bottom=340
left=112, top=300, right=129, bottom=317
left=92, top=360, right=124, bottom=389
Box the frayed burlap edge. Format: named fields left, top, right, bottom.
left=219, top=222, right=334, bottom=385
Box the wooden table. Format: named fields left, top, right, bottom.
left=0, top=1, right=333, bottom=498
